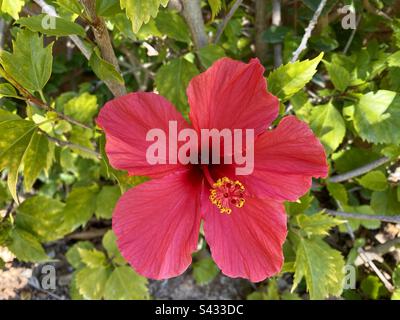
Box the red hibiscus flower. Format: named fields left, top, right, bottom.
left=97, top=58, right=328, bottom=282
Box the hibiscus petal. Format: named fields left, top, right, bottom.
left=214, top=116, right=328, bottom=201
left=188, top=58, right=279, bottom=136
left=202, top=189, right=287, bottom=282
left=113, top=169, right=203, bottom=280
left=97, top=92, right=190, bottom=178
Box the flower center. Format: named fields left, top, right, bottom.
left=209, top=177, right=245, bottom=214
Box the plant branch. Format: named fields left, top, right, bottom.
left=254, top=0, right=268, bottom=63
left=214, top=0, right=243, bottom=44
left=0, top=67, right=92, bottom=130
left=44, top=132, right=101, bottom=159
left=291, top=0, right=327, bottom=62
left=80, top=0, right=126, bottom=97
left=181, top=0, right=208, bottom=49
left=325, top=209, right=400, bottom=224
left=367, top=238, right=400, bottom=255
left=328, top=157, right=391, bottom=183
left=33, top=0, right=92, bottom=59
left=343, top=14, right=362, bottom=54
left=272, top=0, right=283, bottom=68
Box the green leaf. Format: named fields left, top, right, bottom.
left=324, top=61, right=351, bottom=92
left=309, top=102, right=346, bottom=154
left=371, top=188, right=400, bottom=216
left=75, top=266, right=111, bottom=300
left=332, top=147, right=381, bottom=174
left=102, top=230, right=126, bottom=265
left=66, top=241, right=95, bottom=270
left=23, top=131, right=53, bottom=191
left=61, top=184, right=99, bottom=233
left=327, top=182, right=348, bottom=204
left=263, top=25, right=290, bottom=44
left=78, top=248, right=108, bottom=268
left=0, top=120, right=37, bottom=201
left=207, top=0, right=222, bottom=20
left=16, top=195, right=66, bottom=242
left=95, top=186, right=121, bottom=220
left=192, top=258, right=220, bottom=286
left=0, top=0, right=25, bottom=20
left=293, top=236, right=344, bottom=300
left=155, top=57, right=199, bottom=112
left=361, top=275, right=385, bottom=300
left=69, top=127, right=97, bottom=159
left=8, top=228, right=48, bottom=262
left=16, top=14, right=86, bottom=37
left=388, top=51, right=400, bottom=68
left=353, top=90, right=400, bottom=145
left=0, top=30, right=53, bottom=92
left=357, top=170, right=388, bottom=191
left=0, top=83, right=20, bottom=99
left=69, top=273, right=85, bottom=300
left=392, top=289, right=400, bottom=300
left=89, top=48, right=124, bottom=85
left=56, top=0, right=84, bottom=15
left=285, top=194, right=314, bottom=216
left=104, top=266, right=149, bottom=300
left=96, top=0, right=122, bottom=17
left=197, top=44, right=225, bottom=69
left=64, top=92, right=98, bottom=124
left=155, top=10, right=191, bottom=43
left=0, top=109, right=20, bottom=122
left=296, top=212, right=343, bottom=237
left=120, top=0, right=169, bottom=33
left=267, top=53, right=323, bottom=102
left=0, top=216, right=12, bottom=245
left=339, top=205, right=380, bottom=231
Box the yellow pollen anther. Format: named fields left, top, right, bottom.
left=209, top=177, right=245, bottom=214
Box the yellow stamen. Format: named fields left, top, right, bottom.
left=209, top=177, right=245, bottom=214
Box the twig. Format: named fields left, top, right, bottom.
left=80, top=0, right=126, bottom=97
left=363, top=0, right=392, bottom=21
left=272, top=0, right=282, bottom=68
left=33, top=0, right=92, bottom=59
left=359, top=246, right=394, bottom=292
left=181, top=0, right=208, bottom=49
left=344, top=222, right=394, bottom=292
left=367, top=238, right=400, bottom=255
left=291, top=0, right=328, bottom=62
left=328, top=157, right=391, bottom=183
left=0, top=18, right=5, bottom=49
left=325, top=209, right=400, bottom=224
left=66, top=228, right=108, bottom=240
left=44, top=132, right=101, bottom=159
left=120, top=46, right=151, bottom=91
left=0, top=66, right=92, bottom=130
left=254, top=0, right=268, bottom=63
left=343, top=14, right=362, bottom=54
left=214, top=0, right=243, bottom=44
left=29, top=96, right=92, bottom=130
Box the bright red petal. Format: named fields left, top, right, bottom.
left=215, top=116, right=328, bottom=201
left=201, top=188, right=287, bottom=282
left=113, top=169, right=203, bottom=280
left=188, top=58, right=279, bottom=136
left=97, top=92, right=190, bottom=178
